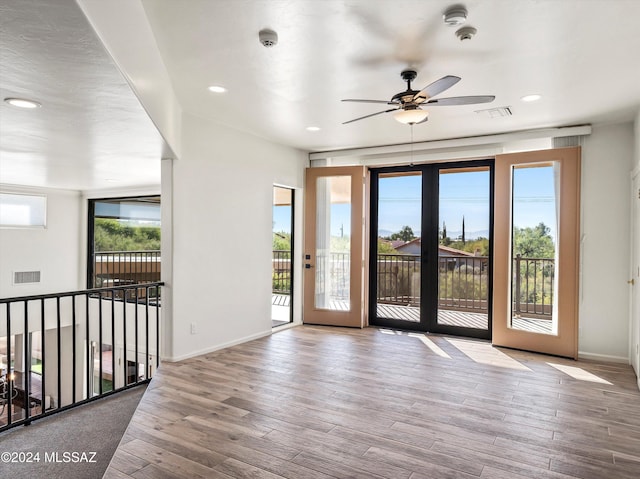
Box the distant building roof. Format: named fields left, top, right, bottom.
left=394, top=238, right=475, bottom=257
left=390, top=240, right=408, bottom=249
left=438, top=244, right=475, bottom=257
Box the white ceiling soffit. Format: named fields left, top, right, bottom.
left=138, top=0, right=640, bottom=152
left=0, top=0, right=165, bottom=191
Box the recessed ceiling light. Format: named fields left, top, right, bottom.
left=521, top=94, right=542, bottom=102
left=207, top=85, right=227, bottom=93
left=4, top=97, right=41, bottom=109
left=306, top=126, right=321, bottom=132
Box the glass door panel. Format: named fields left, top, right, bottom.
left=510, top=164, right=558, bottom=335
left=315, top=176, right=351, bottom=311
left=375, top=172, right=422, bottom=323
left=272, top=186, right=294, bottom=327
left=436, top=167, right=491, bottom=334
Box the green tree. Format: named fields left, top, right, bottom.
left=448, top=237, right=489, bottom=256
left=377, top=239, right=397, bottom=254
left=389, top=225, right=416, bottom=242
left=513, top=222, right=555, bottom=258
left=273, top=232, right=291, bottom=251
left=94, top=218, right=160, bottom=251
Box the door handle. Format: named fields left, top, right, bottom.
left=305, top=264, right=314, bottom=269
left=629, top=279, right=635, bottom=285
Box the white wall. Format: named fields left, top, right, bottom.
left=636, top=110, right=640, bottom=171
left=166, top=114, right=307, bottom=361
left=0, top=186, right=82, bottom=298
left=579, top=122, right=635, bottom=361
left=631, top=111, right=640, bottom=381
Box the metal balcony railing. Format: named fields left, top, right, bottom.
left=273, top=251, right=554, bottom=317
left=0, top=282, right=162, bottom=432
left=272, top=250, right=291, bottom=294
left=91, top=250, right=161, bottom=288
left=375, top=252, right=554, bottom=318
left=375, top=252, right=555, bottom=318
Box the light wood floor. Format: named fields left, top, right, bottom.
left=104, top=326, right=640, bottom=479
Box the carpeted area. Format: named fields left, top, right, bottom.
left=0, top=385, right=146, bottom=479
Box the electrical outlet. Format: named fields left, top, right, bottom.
left=190, top=322, right=197, bottom=335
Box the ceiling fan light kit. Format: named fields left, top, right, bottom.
left=342, top=69, right=494, bottom=125
left=394, top=109, right=429, bottom=125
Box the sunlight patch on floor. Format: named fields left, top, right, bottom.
left=547, top=362, right=613, bottom=384
left=445, top=338, right=531, bottom=371
left=407, top=333, right=452, bottom=358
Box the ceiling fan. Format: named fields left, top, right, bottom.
left=342, top=70, right=495, bottom=125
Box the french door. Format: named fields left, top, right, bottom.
left=369, top=160, right=494, bottom=340
left=303, top=166, right=366, bottom=327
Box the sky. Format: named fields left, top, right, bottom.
left=272, top=165, right=557, bottom=241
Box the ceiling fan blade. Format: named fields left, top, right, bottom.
left=413, top=75, right=461, bottom=102
left=343, top=108, right=398, bottom=124
left=342, top=99, right=399, bottom=105
left=424, top=95, right=495, bottom=106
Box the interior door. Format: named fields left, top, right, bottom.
left=303, top=166, right=366, bottom=327
left=493, top=147, right=580, bottom=358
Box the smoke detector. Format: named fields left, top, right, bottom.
left=259, top=29, right=278, bottom=47
left=443, top=6, right=468, bottom=26
left=456, top=26, right=477, bottom=41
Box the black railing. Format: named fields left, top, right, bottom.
left=512, top=254, right=555, bottom=317
left=439, top=256, right=489, bottom=312
left=375, top=253, right=554, bottom=318
left=269, top=250, right=555, bottom=318
left=0, top=282, right=162, bottom=432
left=91, top=250, right=161, bottom=288
left=272, top=250, right=291, bottom=294
left=377, top=254, right=421, bottom=306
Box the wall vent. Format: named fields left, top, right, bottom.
left=552, top=136, right=582, bottom=148
left=14, top=271, right=41, bottom=284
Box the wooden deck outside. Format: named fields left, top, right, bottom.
left=104, top=325, right=640, bottom=479
left=273, top=295, right=553, bottom=334
left=377, top=303, right=553, bottom=334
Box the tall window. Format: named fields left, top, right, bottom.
left=87, top=196, right=161, bottom=288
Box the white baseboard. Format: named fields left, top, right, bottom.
left=272, top=321, right=301, bottom=332
left=577, top=350, right=629, bottom=363
left=162, top=329, right=272, bottom=362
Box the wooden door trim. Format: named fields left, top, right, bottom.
left=493, top=147, right=580, bottom=358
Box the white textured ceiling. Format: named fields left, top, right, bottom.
left=0, top=0, right=164, bottom=191
left=141, top=0, right=640, bottom=151
left=1, top=0, right=640, bottom=191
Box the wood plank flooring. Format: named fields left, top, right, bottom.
left=104, top=326, right=640, bottom=479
